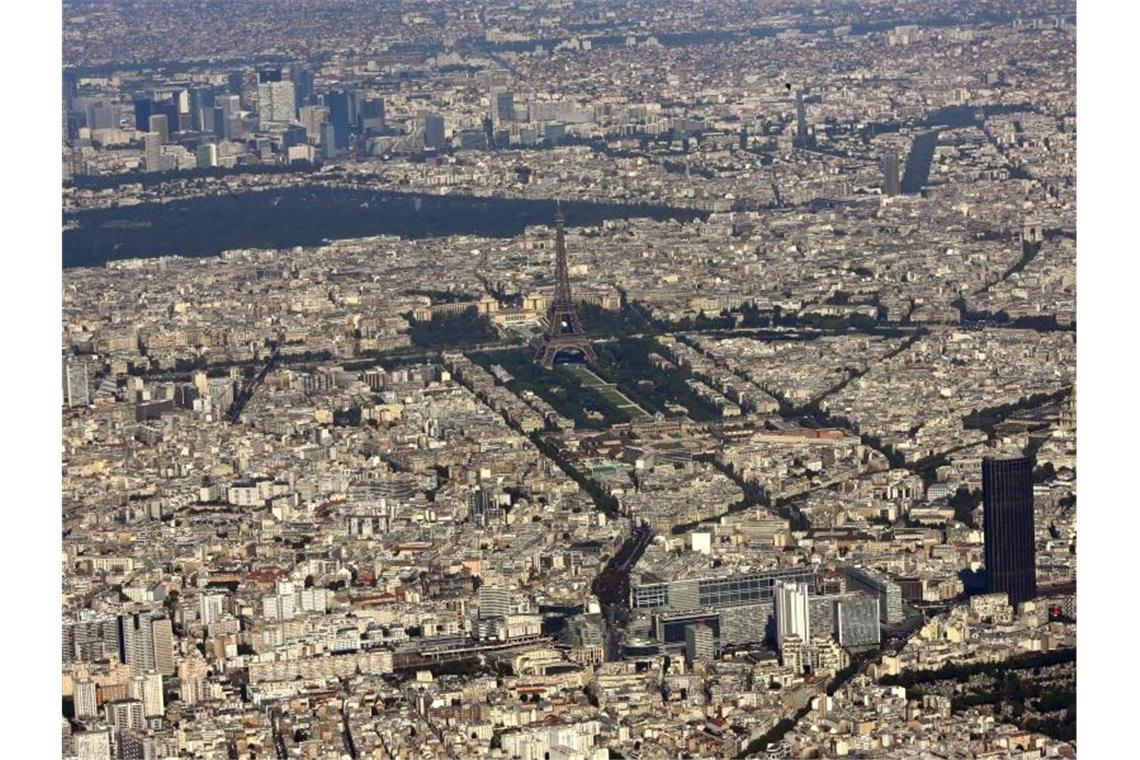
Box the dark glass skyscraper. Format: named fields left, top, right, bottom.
left=982, top=457, right=1037, bottom=605
left=361, top=97, right=385, bottom=133
left=189, top=87, right=216, bottom=132
left=134, top=97, right=153, bottom=132
left=326, top=90, right=356, bottom=152
left=291, top=66, right=316, bottom=106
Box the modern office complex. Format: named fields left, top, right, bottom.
left=982, top=457, right=1038, bottom=605
left=632, top=566, right=815, bottom=611
left=653, top=602, right=774, bottom=648
left=637, top=567, right=816, bottom=648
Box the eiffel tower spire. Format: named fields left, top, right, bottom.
left=535, top=207, right=597, bottom=369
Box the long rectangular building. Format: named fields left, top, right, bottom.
left=632, top=566, right=815, bottom=611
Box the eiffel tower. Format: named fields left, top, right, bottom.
left=535, top=206, right=597, bottom=369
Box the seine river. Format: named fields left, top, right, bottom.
left=62, top=188, right=707, bottom=268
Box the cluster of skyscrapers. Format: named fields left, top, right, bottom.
left=82, top=66, right=395, bottom=173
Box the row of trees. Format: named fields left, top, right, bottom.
left=408, top=307, right=498, bottom=349
left=529, top=432, right=620, bottom=517
left=879, top=648, right=1075, bottom=689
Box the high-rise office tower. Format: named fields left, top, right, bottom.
left=65, top=112, right=81, bottom=141
left=361, top=97, right=385, bottom=132
left=423, top=113, right=446, bottom=150
left=173, top=88, right=190, bottom=131
left=257, top=80, right=296, bottom=128
left=326, top=90, right=357, bottom=151
left=982, top=457, right=1037, bottom=605
left=227, top=71, right=243, bottom=99
left=320, top=122, right=338, bottom=159
left=883, top=151, right=901, bottom=196
left=460, top=129, right=489, bottom=150
left=300, top=105, right=328, bottom=141
left=282, top=124, right=308, bottom=148
left=216, top=93, right=240, bottom=122
left=215, top=94, right=242, bottom=139
left=143, top=133, right=162, bottom=173
left=206, top=105, right=223, bottom=137
left=228, top=69, right=257, bottom=108
left=195, top=143, right=218, bottom=169
left=292, top=66, right=316, bottom=106
left=545, top=121, right=567, bottom=145
left=64, top=70, right=78, bottom=102
left=88, top=101, right=121, bottom=130
left=775, top=581, right=811, bottom=645
left=843, top=566, right=904, bottom=624
left=148, top=114, right=169, bottom=144
left=147, top=97, right=179, bottom=138
left=133, top=97, right=153, bottom=132
left=188, top=87, right=216, bottom=132
left=808, top=595, right=837, bottom=638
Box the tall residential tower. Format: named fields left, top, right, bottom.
left=775, top=581, right=811, bottom=645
